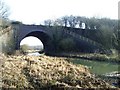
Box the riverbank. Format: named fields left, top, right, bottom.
left=47, top=52, right=120, bottom=64
left=0, top=54, right=118, bottom=89
left=98, top=71, right=120, bottom=88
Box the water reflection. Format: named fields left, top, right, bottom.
left=27, top=52, right=40, bottom=56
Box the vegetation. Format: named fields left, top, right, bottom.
left=0, top=0, right=119, bottom=89
left=0, top=0, right=16, bottom=54
left=44, top=15, right=119, bottom=56
left=49, top=26, right=77, bottom=53
left=59, top=38, right=75, bottom=52
left=20, top=44, right=29, bottom=54
left=2, top=54, right=116, bottom=89
left=0, top=0, right=9, bottom=18
left=0, top=0, right=10, bottom=29
left=44, top=15, right=117, bottom=29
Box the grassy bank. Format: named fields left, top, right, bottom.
left=47, top=52, right=120, bottom=63
left=1, top=54, right=118, bottom=89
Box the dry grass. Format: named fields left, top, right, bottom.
left=1, top=54, right=116, bottom=89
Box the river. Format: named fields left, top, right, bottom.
left=27, top=52, right=41, bottom=56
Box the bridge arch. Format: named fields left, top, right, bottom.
left=14, top=24, right=110, bottom=54
left=18, top=30, right=52, bottom=54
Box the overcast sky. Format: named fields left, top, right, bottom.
left=20, top=36, right=43, bottom=46
left=5, top=0, right=119, bottom=25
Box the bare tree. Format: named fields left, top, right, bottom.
left=0, top=0, right=9, bottom=18
left=61, top=16, right=69, bottom=27
left=44, top=19, right=53, bottom=26
left=68, top=15, right=78, bottom=28
left=53, top=19, right=63, bottom=26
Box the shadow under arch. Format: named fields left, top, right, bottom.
left=19, top=31, right=52, bottom=54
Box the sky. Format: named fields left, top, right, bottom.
left=5, top=0, right=119, bottom=25
left=20, top=36, right=43, bottom=46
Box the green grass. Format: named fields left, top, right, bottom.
left=69, top=58, right=119, bottom=75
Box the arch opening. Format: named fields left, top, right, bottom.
left=20, top=36, right=44, bottom=54
left=19, top=31, right=51, bottom=55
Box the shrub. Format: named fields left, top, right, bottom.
left=20, top=44, right=29, bottom=54
left=59, top=38, right=75, bottom=52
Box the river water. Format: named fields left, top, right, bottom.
left=27, top=52, right=41, bottom=56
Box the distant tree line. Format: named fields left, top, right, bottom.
left=44, top=15, right=119, bottom=54
left=44, top=15, right=117, bottom=30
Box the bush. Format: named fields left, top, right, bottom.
left=59, top=38, right=75, bottom=52
left=20, top=44, right=29, bottom=54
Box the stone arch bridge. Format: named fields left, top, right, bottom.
left=12, top=24, right=107, bottom=54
